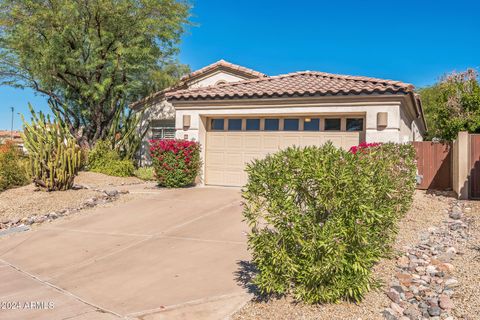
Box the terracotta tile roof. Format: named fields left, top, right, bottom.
left=0, top=130, right=23, bottom=145
left=130, top=60, right=267, bottom=109
left=179, top=59, right=267, bottom=82
left=166, top=71, right=415, bottom=101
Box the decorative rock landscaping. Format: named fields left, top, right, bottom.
left=383, top=199, right=470, bottom=320
left=0, top=187, right=128, bottom=234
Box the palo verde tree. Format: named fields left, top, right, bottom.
left=0, top=0, right=190, bottom=147
left=419, top=69, right=480, bottom=141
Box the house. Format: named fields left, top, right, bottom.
left=0, top=130, right=24, bottom=149
left=133, top=60, right=426, bottom=187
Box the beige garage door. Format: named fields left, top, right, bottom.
left=205, top=117, right=363, bottom=187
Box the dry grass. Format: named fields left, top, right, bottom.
left=233, top=191, right=456, bottom=320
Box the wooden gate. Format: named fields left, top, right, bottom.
left=469, top=135, right=480, bottom=199
left=413, top=142, right=452, bottom=190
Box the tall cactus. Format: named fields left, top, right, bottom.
left=21, top=104, right=82, bottom=191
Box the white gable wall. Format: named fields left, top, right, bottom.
left=188, top=71, right=249, bottom=88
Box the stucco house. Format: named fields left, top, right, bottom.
left=132, top=60, right=426, bottom=187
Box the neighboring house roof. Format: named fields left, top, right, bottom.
left=0, top=130, right=23, bottom=145
left=129, top=59, right=267, bottom=110
left=166, top=71, right=415, bottom=100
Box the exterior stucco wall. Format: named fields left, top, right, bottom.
left=411, top=118, right=424, bottom=142
left=137, top=100, right=175, bottom=165
left=188, top=71, right=248, bottom=88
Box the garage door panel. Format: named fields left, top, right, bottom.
left=263, top=135, right=280, bottom=150
left=205, top=169, right=226, bottom=185
left=244, top=152, right=265, bottom=164
left=225, top=152, right=243, bottom=167
left=206, top=127, right=361, bottom=187
left=300, top=136, right=321, bottom=147
left=207, top=151, right=225, bottom=166
left=224, top=171, right=244, bottom=186
left=207, top=134, right=226, bottom=150
left=280, top=136, right=301, bottom=149
left=244, top=136, right=262, bottom=149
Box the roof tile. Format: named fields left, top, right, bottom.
left=166, top=71, right=415, bottom=101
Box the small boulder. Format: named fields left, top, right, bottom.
left=387, top=289, right=401, bottom=304
left=439, top=295, right=454, bottom=310
left=391, top=302, right=404, bottom=315
left=449, top=206, right=462, bottom=220
left=444, top=278, right=459, bottom=289
left=427, top=306, right=441, bottom=317
left=382, top=308, right=398, bottom=320
left=104, top=190, right=119, bottom=197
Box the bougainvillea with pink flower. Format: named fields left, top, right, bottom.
left=349, top=142, right=382, bottom=154
left=149, top=139, right=201, bottom=188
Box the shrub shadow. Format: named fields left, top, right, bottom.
left=234, top=260, right=283, bottom=302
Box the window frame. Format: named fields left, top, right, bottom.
left=209, top=118, right=226, bottom=131
left=283, top=118, right=300, bottom=131
left=303, top=117, right=320, bottom=131
left=346, top=118, right=364, bottom=132
left=245, top=118, right=261, bottom=131
left=324, top=118, right=342, bottom=131
left=227, top=118, right=243, bottom=131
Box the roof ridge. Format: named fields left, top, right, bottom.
left=179, top=59, right=267, bottom=82
left=292, top=70, right=413, bottom=87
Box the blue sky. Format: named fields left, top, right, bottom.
left=1, top=0, right=479, bottom=129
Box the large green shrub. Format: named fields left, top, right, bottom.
left=242, top=142, right=416, bottom=303
left=150, top=139, right=201, bottom=188
left=88, top=140, right=135, bottom=177
left=0, top=141, right=29, bottom=191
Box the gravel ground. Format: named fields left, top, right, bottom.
left=0, top=171, right=145, bottom=224
left=451, top=199, right=480, bottom=319
left=233, top=191, right=458, bottom=320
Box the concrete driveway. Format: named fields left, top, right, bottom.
left=0, top=187, right=251, bottom=320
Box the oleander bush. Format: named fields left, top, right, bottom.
left=134, top=166, right=155, bottom=181
left=88, top=140, right=135, bottom=177
left=0, top=140, right=29, bottom=191
left=242, top=142, right=416, bottom=303
left=150, top=139, right=201, bottom=188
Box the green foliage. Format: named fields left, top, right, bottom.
left=88, top=140, right=134, bottom=177
left=419, top=69, right=480, bottom=140
left=108, top=107, right=147, bottom=161
left=0, top=0, right=191, bottom=146
left=134, top=167, right=156, bottom=181
left=242, top=143, right=416, bottom=303
left=150, top=139, right=201, bottom=188
left=21, top=104, right=82, bottom=191
left=0, top=141, right=29, bottom=191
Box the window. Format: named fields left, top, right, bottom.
left=264, top=119, right=279, bottom=131
left=246, top=119, right=260, bottom=131
left=324, top=118, right=341, bottom=131
left=303, top=118, right=320, bottom=131
left=211, top=119, right=224, bottom=131
left=151, top=119, right=175, bottom=139
left=346, top=118, right=363, bottom=132
left=228, top=119, right=242, bottom=131
left=283, top=119, right=300, bottom=131
left=215, top=80, right=227, bottom=85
